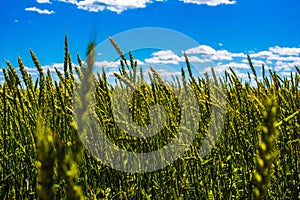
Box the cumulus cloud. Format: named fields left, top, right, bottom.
left=180, top=0, right=236, bottom=6
left=269, top=46, right=300, bottom=56
left=25, top=7, right=55, bottom=15
left=59, top=0, right=77, bottom=3
left=185, top=45, right=246, bottom=61
left=145, top=50, right=184, bottom=65
left=188, top=56, right=212, bottom=63
left=156, top=69, right=182, bottom=77
left=94, top=60, right=120, bottom=69
left=185, top=45, right=217, bottom=55
left=210, top=50, right=233, bottom=60
left=217, top=62, right=250, bottom=70
left=242, top=59, right=265, bottom=66
left=211, top=45, right=300, bottom=80
left=23, top=67, right=39, bottom=75
left=234, top=71, right=257, bottom=81
left=206, top=63, right=257, bottom=83
left=279, top=71, right=297, bottom=77
left=42, top=63, right=64, bottom=72
left=231, top=53, right=248, bottom=58
left=58, top=0, right=234, bottom=13
left=249, top=51, right=274, bottom=58
left=274, top=61, right=300, bottom=71
left=249, top=46, right=300, bottom=59
left=144, top=50, right=212, bottom=65
left=58, top=0, right=162, bottom=13
left=36, top=0, right=52, bottom=4
left=267, top=55, right=300, bottom=62
left=144, top=46, right=288, bottom=77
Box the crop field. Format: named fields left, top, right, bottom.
left=0, top=38, right=299, bottom=199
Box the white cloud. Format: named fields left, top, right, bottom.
left=77, top=1, right=106, bottom=12
left=249, top=51, right=274, bottom=58
left=144, top=50, right=212, bottom=65
left=233, top=71, right=253, bottom=80
left=279, top=71, right=297, bottom=77
left=58, top=0, right=162, bottom=13
left=58, top=0, right=233, bottom=13
left=231, top=53, right=247, bottom=58
left=59, top=0, right=77, bottom=3
left=134, top=59, right=145, bottom=65
left=185, top=45, right=216, bottom=55
left=188, top=56, right=212, bottom=63
left=145, top=50, right=184, bottom=65
left=94, top=60, right=120, bottom=69
left=36, top=0, right=52, bottom=4
left=269, top=46, right=300, bottom=56
left=267, top=55, right=300, bottom=62
left=25, top=7, right=55, bottom=15
left=18, top=63, right=66, bottom=78
left=274, top=61, right=300, bottom=71
left=152, top=50, right=177, bottom=57
left=208, top=62, right=259, bottom=80
left=93, top=59, right=145, bottom=78
left=105, top=70, right=118, bottom=78
left=42, top=63, right=64, bottom=72
left=211, top=50, right=233, bottom=60
left=180, top=0, right=236, bottom=6
left=155, top=69, right=181, bottom=77
left=185, top=45, right=247, bottom=61
left=207, top=64, right=256, bottom=81
left=24, top=67, right=37, bottom=72
left=217, top=62, right=250, bottom=70
left=242, top=59, right=266, bottom=67
left=247, top=48, right=300, bottom=72
left=94, top=59, right=143, bottom=67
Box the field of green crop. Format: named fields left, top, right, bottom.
left=0, top=37, right=299, bottom=199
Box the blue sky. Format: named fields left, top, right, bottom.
left=1, top=0, right=300, bottom=84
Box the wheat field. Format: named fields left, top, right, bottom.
left=0, top=37, right=299, bottom=199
